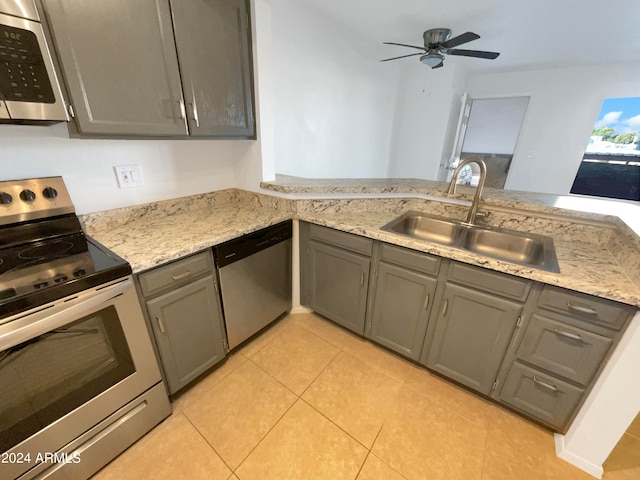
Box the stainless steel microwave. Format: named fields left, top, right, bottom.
left=0, top=0, right=68, bottom=123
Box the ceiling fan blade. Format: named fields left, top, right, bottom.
left=383, top=42, right=426, bottom=51
left=441, top=32, right=480, bottom=49
left=447, top=49, right=500, bottom=59
left=380, top=52, right=424, bottom=62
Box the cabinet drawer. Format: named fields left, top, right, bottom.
left=380, top=243, right=441, bottom=276
left=448, top=262, right=531, bottom=302
left=309, top=224, right=373, bottom=256
left=538, top=286, right=631, bottom=330
left=139, top=251, right=213, bottom=298
left=517, top=314, right=612, bottom=386
left=499, top=362, right=583, bottom=431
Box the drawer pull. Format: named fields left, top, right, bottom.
left=554, top=328, right=583, bottom=342
left=567, top=302, right=598, bottom=316
left=423, top=293, right=430, bottom=310
left=442, top=299, right=449, bottom=316
left=532, top=376, right=558, bottom=392
left=361, top=272, right=365, bottom=286
left=170, top=271, right=191, bottom=281
left=156, top=316, right=165, bottom=334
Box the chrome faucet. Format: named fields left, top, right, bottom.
left=446, top=157, right=487, bottom=225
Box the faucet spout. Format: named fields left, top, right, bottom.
left=446, top=157, right=487, bottom=225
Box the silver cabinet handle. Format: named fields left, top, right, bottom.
left=360, top=272, right=365, bottom=286
left=177, top=100, right=186, bottom=120
left=156, top=316, right=165, bottom=334
left=554, top=327, right=583, bottom=342
left=190, top=92, right=200, bottom=128
left=442, top=299, right=449, bottom=316
left=170, top=271, right=191, bottom=281
left=532, top=375, right=558, bottom=392
left=567, top=302, right=597, bottom=316
left=423, top=293, right=430, bottom=310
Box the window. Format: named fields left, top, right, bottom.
left=570, top=97, right=640, bottom=201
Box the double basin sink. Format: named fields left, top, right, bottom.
left=381, top=211, right=560, bottom=273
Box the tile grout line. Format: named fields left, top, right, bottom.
left=181, top=413, right=237, bottom=476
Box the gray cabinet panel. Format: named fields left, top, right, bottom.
left=42, top=0, right=188, bottom=135
left=171, top=0, right=254, bottom=137
left=380, top=243, right=440, bottom=276
left=309, top=240, right=369, bottom=335
left=309, top=223, right=373, bottom=256
left=369, top=262, right=436, bottom=360
left=423, top=283, right=521, bottom=394
left=500, top=362, right=584, bottom=429
left=537, top=285, right=631, bottom=330
left=517, top=314, right=612, bottom=386
left=139, top=251, right=213, bottom=297
left=448, top=262, right=531, bottom=301
left=147, top=276, right=226, bottom=394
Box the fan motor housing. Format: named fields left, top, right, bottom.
left=423, top=28, right=452, bottom=47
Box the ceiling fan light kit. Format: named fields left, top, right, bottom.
left=381, top=27, right=500, bottom=68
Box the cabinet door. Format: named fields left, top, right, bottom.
left=147, top=276, right=226, bottom=394
left=369, top=262, right=436, bottom=360
left=42, top=0, right=188, bottom=135
left=309, top=240, right=370, bottom=335
left=170, top=0, right=254, bottom=137
left=423, top=283, right=521, bottom=395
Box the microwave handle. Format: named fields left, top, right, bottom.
left=0, top=279, right=132, bottom=351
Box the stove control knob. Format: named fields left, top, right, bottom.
left=43, top=187, right=58, bottom=199
left=0, top=192, right=12, bottom=205
left=20, top=189, right=36, bottom=202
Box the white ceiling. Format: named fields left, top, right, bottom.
left=293, top=0, right=640, bottom=73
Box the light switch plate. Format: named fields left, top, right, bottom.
left=114, top=165, right=144, bottom=188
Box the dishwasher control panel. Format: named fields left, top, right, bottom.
left=214, top=220, right=292, bottom=268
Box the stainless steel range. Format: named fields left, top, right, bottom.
left=0, top=177, right=170, bottom=480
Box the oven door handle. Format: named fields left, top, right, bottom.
left=0, top=279, right=132, bottom=351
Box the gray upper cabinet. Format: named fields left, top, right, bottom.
left=170, top=0, right=254, bottom=136
left=423, top=282, right=522, bottom=395
left=368, top=261, right=436, bottom=360
left=41, top=0, right=255, bottom=137
left=41, top=0, right=188, bottom=136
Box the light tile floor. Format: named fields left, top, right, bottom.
left=92, top=313, right=640, bottom=480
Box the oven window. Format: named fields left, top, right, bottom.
left=0, top=306, right=135, bottom=452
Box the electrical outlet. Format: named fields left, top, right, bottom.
left=114, top=165, right=144, bottom=188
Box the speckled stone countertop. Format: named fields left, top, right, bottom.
left=81, top=187, right=640, bottom=308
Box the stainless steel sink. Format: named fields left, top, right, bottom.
left=381, top=211, right=560, bottom=273
left=384, top=213, right=464, bottom=245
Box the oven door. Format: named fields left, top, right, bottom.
left=0, top=277, right=162, bottom=480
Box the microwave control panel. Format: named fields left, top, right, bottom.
left=0, top=24, right=55, bottom=103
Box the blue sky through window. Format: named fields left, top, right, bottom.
left=594, top=97, right=640, bottom=134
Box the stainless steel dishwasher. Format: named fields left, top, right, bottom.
left=214, top=221, right=292, bottom=349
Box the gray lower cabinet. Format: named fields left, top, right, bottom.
left=496, top=284, right=633, bottom=431
left=138, top=251, right=227, bottom=395
left=422, top=282, right=522, bottom=395
left=367, top=259, right=437, bottom=361
left=41, top=0, right=254, bottom=137
left=308, top=239, right=370, bottom=335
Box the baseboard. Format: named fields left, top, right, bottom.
left=289, top=306, right=313, bottom=314
left=554, top=434, right=604, bottom=479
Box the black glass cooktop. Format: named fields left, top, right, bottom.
left=0, top=215, right=131, bottom=319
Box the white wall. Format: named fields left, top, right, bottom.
left=0, top=123, right=254, bottom=214
left=466, top=63, right=640, bottom=195
left=270, top=1, right=399, bottom=178
left=462, top=96, right=529, bottom=155
left=388, top=63, right=467, bottom=180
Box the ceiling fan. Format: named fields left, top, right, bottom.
left=381, top=28, right=500, bottom=68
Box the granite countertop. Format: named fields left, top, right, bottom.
left=82, top=188, right=640, bottom=308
